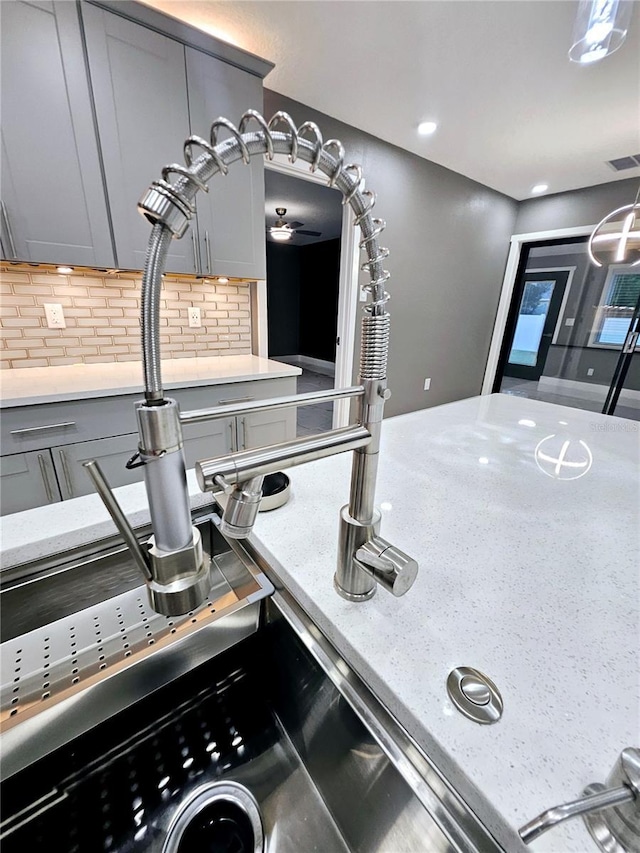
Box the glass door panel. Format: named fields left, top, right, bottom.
left=495, top=238, right=640, bottom=421
left=505, top=273, right=568, bottom=380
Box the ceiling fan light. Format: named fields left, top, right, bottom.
left=270, top=226, right=292, bottom=242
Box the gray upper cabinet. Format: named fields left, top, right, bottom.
left=81, top=3, right=194, bottom=274
left=0, top=0, right=114, bottom=267
left=185, top=47, right=266, bottom=280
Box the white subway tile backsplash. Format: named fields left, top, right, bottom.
left=0, top=264, right=253, bottom=368
left=11, top=358, right=49, bottom=368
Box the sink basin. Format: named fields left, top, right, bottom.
left=0, top=512, right=509, bottom=852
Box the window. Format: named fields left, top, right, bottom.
left=591, top=269, right=640, bottom=346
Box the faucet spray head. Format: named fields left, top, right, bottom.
left=219, top=476, right=265, bottom=539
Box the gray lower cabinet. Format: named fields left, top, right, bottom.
left=185, top=47, right=266, bottom=280
left=239, top=409, right=295, bottom=450
left=81, top=3, right=194, bottom=273
left=0, top=0, right=114, bottom=266
left=0, top=375, right=296, bottom=515
left=0, top=450, right=62, bottom=516
left=182, top=417, right=235, bottom=465
left=51, top=434, right=142, bottom=500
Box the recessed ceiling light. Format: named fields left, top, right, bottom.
left=531, top=184, right=549, bottom=195
left=417, top=121, right=438, bottom=136
left=56, top=265, right=74, bottom=274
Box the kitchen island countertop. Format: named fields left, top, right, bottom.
left=1, top=393, right=638, bottom=853
left=0, top=354, right=301, bottom=408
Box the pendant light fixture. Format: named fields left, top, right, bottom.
left=588, top=182, right=640, bottom=267
left=569, top=0, right=633, bottom=64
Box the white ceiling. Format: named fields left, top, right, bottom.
left=142, top=0, right=640, bottom=201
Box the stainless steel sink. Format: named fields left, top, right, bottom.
left=0, top=512, right=516, bottom=852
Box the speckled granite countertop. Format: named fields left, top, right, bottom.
left=1, top=394, right=638, bottom=852
left=0, top=355, right=301, bottom=408
left=249, top=394, right=639, bottom=853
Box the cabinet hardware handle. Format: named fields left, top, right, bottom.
left=0, top=201, right=17, bottom=259
left=218, top=396, right=254, bottom=405
left=10, top=421, right=76, bottom=436
left=38, top=454, right=55, bottom=503
left=204, top=230, right=212, bottom=274
left=228, top=419, right=236, bottom=452
left=59, top=449, right=73, bottom=497
left=191, top=231, right=200, bottom=274
left=240, top=416, right=246, bottom=450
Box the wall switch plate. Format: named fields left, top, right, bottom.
left=44, top=303, right=66, bottom=329
left=359, top=286, right=368, bottom=302
left=423, top=378, right=431, bottom=391
left=188, top=306, right=201, bottom=328
left=587, top=368, right=594, bottom=376
left=565, top=318, right=575, bottom=327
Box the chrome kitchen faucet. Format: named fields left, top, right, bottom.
left=86, top=110, right=418, bottom=616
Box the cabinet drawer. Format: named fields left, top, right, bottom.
left=171, top=377, right=297, bottom=413
left=1, top=396, right=138, bottom=455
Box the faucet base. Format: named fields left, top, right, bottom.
left=334, top=506, right=380, bottom=601
left=146, top=527, right=210, bottom=616
left=333, top=575, right=377, bottom=602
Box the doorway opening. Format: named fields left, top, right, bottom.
left=488, top=235, right=640, bottom=421
left=262, top=160, right=359, bottom=435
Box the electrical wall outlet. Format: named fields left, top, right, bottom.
left=359, top=286, right=368, bottom=302
left=188, top=306, right=201, bottom=328
left=423, top=378, right=431, bottom=391
left=565, top=318, right=575, bottom=327
left=44, top=303, right=66, bottom=329
left=587, top=367, right=594, bottom=377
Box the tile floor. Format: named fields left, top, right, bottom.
left=500, top=376, right=640, bottom=421
left=296, top=369, right=334, bottom=436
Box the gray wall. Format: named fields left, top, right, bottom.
left=264, top=90, right=518, bottom=417
left=514, top=177, right=638, bottom=234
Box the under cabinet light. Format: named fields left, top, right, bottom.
left=56, top=265, right=74, bottom=274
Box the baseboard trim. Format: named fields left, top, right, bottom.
left=538, top=375, right=640, bottom=408
left=274, top=354, right=335, bottom=377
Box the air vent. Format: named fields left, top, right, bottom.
left=606, top=155, right=640, bottom=172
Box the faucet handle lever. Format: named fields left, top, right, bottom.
left=355, top=536, right=418, bottom=597
left=83, top=460, right=152, bottom=581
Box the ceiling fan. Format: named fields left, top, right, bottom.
left=267, top=207, right=321, bottom=241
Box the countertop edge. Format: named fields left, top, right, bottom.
left=0, top=357, right=302, bottom=409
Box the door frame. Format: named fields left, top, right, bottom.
left=481, top=225, right=595, bottom=394
left=258, top=155, right=360, bottom=428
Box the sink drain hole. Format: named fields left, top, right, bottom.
left=164, top=782, right=264, bottom=853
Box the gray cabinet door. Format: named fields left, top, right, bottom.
left=0, top=450, right=61, bottom=516
left=81, top=4, right=194, bottom=274
left=185, top=48, right=266, bottom=280
left=0, top=1, right=114, bottom=267
left=238, top=409, right=296, bottom=450
left=52, top=434, right=142, bottom=500
left=182, top=417, right=235, bottom=468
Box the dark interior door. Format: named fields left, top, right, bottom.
left=503, top=270, right=570, bottom=381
